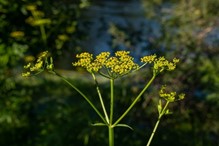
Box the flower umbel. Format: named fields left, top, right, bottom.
left=159, top=85, right=185, bottom=102
left=73, top=52, right=94, bottom=72
left=141, top=55, right=180, bottom=74
left=105, top=51, right=139, bottom=76
left=22, top=51, right=53, bottom=77
left=73, top=51, right=139, bottom=78
left=141, top=54, right=157, bottom=63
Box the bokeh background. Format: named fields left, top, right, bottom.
left=1, top=0, right=219, bottom=145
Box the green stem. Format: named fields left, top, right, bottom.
left=54, top=71, right=107, bottom=124
left=31, top=10, right=47, bottom=45
left=113, top=74, right=156, bottom=127
left=108, top=78, right=115, bottom=146
left=146, top=101, right=170, bottom=146
left=91, top=73, right=109, bottom=123
left=110, top=79, right=114, bottom=124
left=109, top=126, right=114, bottom=146
left=146, top=117, right=161, bottom=146
left=40, top=25, right=47, bottom=45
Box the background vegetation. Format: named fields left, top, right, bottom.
left=0, top=0, right=219, bottom=145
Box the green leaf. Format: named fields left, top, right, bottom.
left=165, top=109, right=173, bottom=115
left=115, top=124, right=133, bottom=130
left=157, top=99, right=162, bottom=114
left=91, top=123, right=107, bottom=127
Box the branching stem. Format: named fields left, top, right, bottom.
left=54, top=71, right=107, bottom=124
left=113, top=73, right=156, bottom=127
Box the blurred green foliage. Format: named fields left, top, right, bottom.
left=1, top=0, right=219, bottom=145
left=0, top=0, right=92, bottom=145
left=141, top=0, right=219, bottom=145
left=0, top=0, right=88, bottom=57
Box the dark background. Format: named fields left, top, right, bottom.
left=0, top=0, right=219, bottom=145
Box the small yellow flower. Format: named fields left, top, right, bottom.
left=108, top=51, right=139, bottom=75
left=167, top=62, right=175, bottom=71
left=38, top=51, right=49, bottom=59
left=58, top=34, right=69, bottom=41
left=159, top=85, right=185, bottom=102
left=10, top=31, right=25, bottom=38
left=26, top=4, right=37, bottom=11
left=178, top=93, right=185, bottom=100
left=30, top=61, right=43, bottom=71
left=22, top=51, right=51, bottom=77
left=141, top=54, right=157, bottom=63
left=73, top=52, right=93, bottom=71
left=141, top=55, right=179, bottom=73
left=22, top=72, right=31, bottom=77
left=24, top=63, right=31, bottom=69
left=173, top=58, right=180, bottom=63
left=24, top=55, right=35, bottom=62
left=95, top=52, right=110, bottom=65
left=154, top=57, right=179, bottom=73
left=32, top=19, right=51, bottom=26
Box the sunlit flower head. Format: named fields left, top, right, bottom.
left=141, top=55, right=180, bottom=74
left=22, top=51, right=52, bottom=77
left=159, top=85, right=185, bottom=102
left=141, top=54, right=157, bottom=63
left=105, top=51, right=139, bottom=76
left=73, top=52, right=93, bottom=72
left=73, top=51, right=139, bottom=78
left=154, top=57, right=179, bottom=72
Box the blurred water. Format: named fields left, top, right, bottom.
left=204, top=27, right=219, bottom=49
left=78, top=0, right=161, bottom=58
left=78, top=0, right=219, bottom=57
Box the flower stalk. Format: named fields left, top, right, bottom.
left=113, top=73, right=156, bottom=127
left=108, top=78, right=115, bottom=146
left=91, top=73, right=109, bottom=124
left=146, top=101, right=170, bottom=146
left=55, top=71, right=107, bottom=124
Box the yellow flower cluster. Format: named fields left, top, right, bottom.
left=154, top=57, right=179, bottom=72
left=22, top=51, right=49, bottom=77
left=159, top=85, right=185, bottom=102
left=141, top=55, right=179, bottom=73
left=26, top=4, right=37, bottom=11
left=73, top=51, right=139, bottom=78
left=25, top=4, right=51, bottom=26
left=105, top=51, right=139, bottom=76
left=10, top=31, right=25, bottom=38
left=94, top=52, right=111, bottom=72
left=73, top=52, right=95, bottom=72
left=141, top=54, right=157, bottom=63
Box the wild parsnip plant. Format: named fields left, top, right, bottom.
left=22, top=51, right=185, bottom=146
